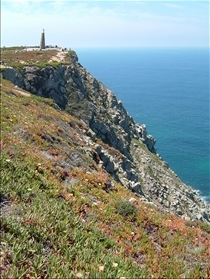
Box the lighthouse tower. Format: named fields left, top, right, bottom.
left=40, top=29, right=45, bottom=50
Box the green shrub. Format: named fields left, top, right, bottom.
left=199, top=222, right=210, bottom=233
left=115, top=200, right=137, bottom=217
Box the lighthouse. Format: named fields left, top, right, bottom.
left=40, top=29, right=45, bottom=50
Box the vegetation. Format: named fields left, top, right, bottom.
left=0, top=46, right=25, bottom=51
left=115, top=200, right=137, bottom=217
left=0, top=47, right=73, bottom=69
left=1, top=58, right=210, bottom=278
left=186, top=220, right=210, bottom=234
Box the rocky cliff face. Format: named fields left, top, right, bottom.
left=2, top=51, right=209, bottom=223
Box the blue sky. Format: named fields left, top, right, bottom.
left=1, top=1, right=209, bottom=48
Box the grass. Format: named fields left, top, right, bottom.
left=0, top=47, right=77, bottom=69
left=115, top=200, right=137, bottom=217
left=1, top=70, right=210, bottom=278
left=186, top=220, right=210, bottom=234
left=1, top=155, right=145, bottom=278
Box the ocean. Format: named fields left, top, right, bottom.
left=75, top=47, right=210, bottom=202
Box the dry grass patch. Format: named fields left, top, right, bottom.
left=1, top=47, right=77, bottom=69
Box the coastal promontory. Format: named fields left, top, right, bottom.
left=1, top=47, right=209, bottom=278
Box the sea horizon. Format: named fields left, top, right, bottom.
left=74, top=46, right=209, bottom=50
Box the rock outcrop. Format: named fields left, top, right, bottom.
left=1, top=51, right=209, bottom=223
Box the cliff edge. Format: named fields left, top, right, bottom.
left=1, top=48, right=209, bottom=223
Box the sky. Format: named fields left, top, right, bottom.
left=1, top=0, right=209, bottom=49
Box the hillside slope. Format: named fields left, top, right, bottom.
left=1, top=47, right=209, bottom=223
left=0, top=47, right=210, bottom=278
left=1, top=79, right=210, bottom=278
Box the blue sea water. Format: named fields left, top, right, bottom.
left=75, top=47, right=210, bottom=202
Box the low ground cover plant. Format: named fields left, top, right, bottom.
left=0, top=57, right=210, bottom=278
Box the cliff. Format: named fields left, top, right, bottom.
left=1, top=47, right=210, bottom=278
left=1, top=48, right=209, bottom=223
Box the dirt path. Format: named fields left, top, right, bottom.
left=48, top=48, right=68, bottom=63
left=0, top=84, right=31, bottom=97
left=13, top=88, right=31, bottom=96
